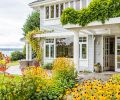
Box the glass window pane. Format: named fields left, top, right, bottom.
left=56, top=38, right=73, bottom=58
left=117, top=56, right=120, bottom=62
left=46, top=6, right=49, bottom=19
left=70, top=1, right=74, bottom=8
left=117, top=43, right=120, bottom=49
left=76, top=0, right=80, bottom=10
left=56, top=4, right=59, bottom=17
left=60, top=3, right=64, bottom=15
left=117, top=50, right=120, bottom=55
left=65, top=2, right=69, bottom=8
left=51, top=5, right=54, bottom=18
left=50, top=45, right=54, bottom=58
left=46, top=45, right=49, bottom=57
left=82, top=44, right=87, bottom=59
left=117, top=63, right=120, bottom=68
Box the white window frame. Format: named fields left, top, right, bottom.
left=44, top=3, right=65, bottom=20
left=44, top=39, right=55, bottom=59
left=79, top=37, right=88, bottom=60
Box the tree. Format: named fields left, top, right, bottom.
left=22, top=11, right=40, bottom=36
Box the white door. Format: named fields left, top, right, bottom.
left=103, top=37, right=110, bottom=71
left=115, top=36, right=120, bottom=72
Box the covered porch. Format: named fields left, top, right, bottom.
left=35, top=17, right=120, bottom=72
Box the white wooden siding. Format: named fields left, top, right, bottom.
left=94, top=36, right=103, bottom=66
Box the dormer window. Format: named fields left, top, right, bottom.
left=56, top=4, right=59, bottom=18
left=51, top=5, right=54, bottom=18
left=46, top=6, right=49, bottom=19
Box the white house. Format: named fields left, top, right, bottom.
left=27, top=0, right=120, bottom=72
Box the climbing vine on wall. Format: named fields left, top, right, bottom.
left=61, top=0, right=120, bottom=26
left=26, top=28, right=44, bottom=62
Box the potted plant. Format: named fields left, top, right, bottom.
left=94, top=63, right=101, bottom=73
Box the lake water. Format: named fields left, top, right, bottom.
left=0, top=48, right=23, bottom=56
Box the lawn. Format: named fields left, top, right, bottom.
left=7, top=61, right=19, bottom=67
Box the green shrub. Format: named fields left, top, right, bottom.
left=0, top=58, right=76, bottom=99
left=10, top=51, right=25, bottom=61
left=42, top=63, right=53, bottom=70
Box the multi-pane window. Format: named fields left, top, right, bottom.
left=50, top=5, right=54, bottom=18
left=45, top=39, right=54, bottom=58
left=79, top=37, right=87, bottom=59
left=56, top=4, right=59, bottom=17
left=46, top=6, right=49, bottom=19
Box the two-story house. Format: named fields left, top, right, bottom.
left=27, top=0, right=120, bottom=72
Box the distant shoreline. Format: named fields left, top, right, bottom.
left=0, top=48, right=23, bottom=56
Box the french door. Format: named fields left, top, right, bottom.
left=115, top=36, right=120, bottom=72
left=103, top=37, right=110, bottom=71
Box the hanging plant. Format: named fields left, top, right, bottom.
left=26, top=28, right=44, bottom=62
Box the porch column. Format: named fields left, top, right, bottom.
left=26, top=42, right=29, bottom=61
left=29, top=44, right=32, bottom=61
left=74, top=32, right=79, bottom=71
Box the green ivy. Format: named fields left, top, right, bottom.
left=61, top=0, right=120, bottom=26
left=26, top=28, right=44, bottom=62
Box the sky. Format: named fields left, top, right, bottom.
left=0, top=0, right=35, bottom=48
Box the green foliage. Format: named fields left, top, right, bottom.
left=42, top=63, right=53, bottom=70
left=22, top=11, right=40, bottom=36
left=26, top=28, right=44, bottom=62
left=10, top=51, right=25, bottom=61
left=0, top=58, right=76, bottom=99
left=61, top=0, right=120, bottom=26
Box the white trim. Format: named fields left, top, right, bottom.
left=35, top=32, right=74, bottom=38
left=44, top=38, right=55, bottom=59
left=79, top=36, right=88, bottom=60
left=64, top=17, right=120, bottom=29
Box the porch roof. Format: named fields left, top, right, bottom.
left=64, top=17, right=120, bottom=30
left=35, top=31, right=74, bottom=38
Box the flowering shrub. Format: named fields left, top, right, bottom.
left=53, top=57, right=76, bottom=81
left=64, top=74, right=120, bottom=100
left=24, top=66, right=49, bottom=79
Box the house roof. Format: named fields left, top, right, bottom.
left=29, top=0, right=45, bottom=6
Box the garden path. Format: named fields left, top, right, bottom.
left=5, top=65, right=22, bottom=75
left=78, top=71, right=119, bottom=82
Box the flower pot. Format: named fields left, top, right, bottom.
left=94, top=67, right=100, bottom=73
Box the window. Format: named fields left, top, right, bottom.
left=60, top=3, right=64, bottom=15
left=70, top=1, right=74, bottom=8
left=76, top=0, right=80, bottom=10
left=79, top=37, right=87, bottom=59
left=46, top=6, right=49, bottom=19
left=65, top=2, right=69, bottom=8
left=50, top=5, right=54, bottom=18
left=56, top=4, right=59, bottom=17
left=56, top=38, right=73, bottom=58
left=45, top=39, right=54, bottom=58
